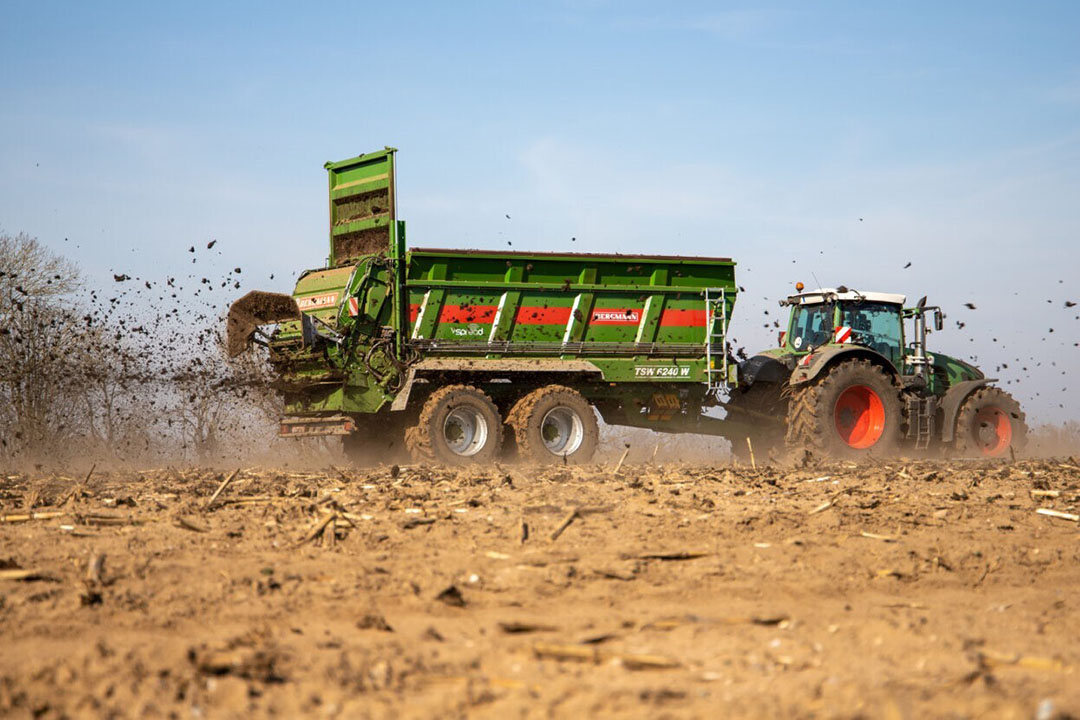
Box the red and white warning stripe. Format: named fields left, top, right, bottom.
left=834, top=325, right=852, bottom=344
left=348, top=297, right=359, bottom=317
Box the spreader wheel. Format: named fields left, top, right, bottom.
left=953, top=386, right=1027, bottom=458
left=405, top=385, right=504, bottom=464
left=506, top=385, right=599, bottom=464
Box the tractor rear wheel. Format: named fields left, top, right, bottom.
left=405, top=385, right=504, bottom=464
left=506, top=385, right=599, bottom=464
left=953, top=387, right=1027, bottom=458
left=785, top=359, right=903, bottom=460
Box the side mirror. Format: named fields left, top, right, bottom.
left=935, top=310, right=944, bottom=332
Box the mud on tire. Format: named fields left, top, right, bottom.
left=405, top=385, right=504, bottom=464
left=785, top=359, right=903, bottom=460
left=953, top=386, right=1027, bottom=458
left=506, top=385, right=599, bottom=464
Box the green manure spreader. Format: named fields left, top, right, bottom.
left=228, top=148, right=1026, bottom=464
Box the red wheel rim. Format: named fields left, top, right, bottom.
left=833, top=385, right=886, bottom=449
left=974, top=406, right=1012, bottom=456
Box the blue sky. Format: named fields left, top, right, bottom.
left=2, top=1, right=1079, bottom=422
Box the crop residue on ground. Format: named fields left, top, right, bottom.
left=1, top=459, right=1078, bottom=717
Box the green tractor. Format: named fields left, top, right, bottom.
left=727, top=285, right=1027, bottom=460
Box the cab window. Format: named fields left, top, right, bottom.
left=840, top=301, right=902, bottom=365
left=789, top=303, right=832, bottom=350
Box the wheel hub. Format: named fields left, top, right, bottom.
left=443, top=406, right=489, bottom=457
left=833, top=385, right=886, bottom=449
left=973, top=406, right=1011, bottom=456
left=540, top=407, right=585, bottom=456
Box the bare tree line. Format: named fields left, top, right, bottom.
left=0, top=232, right=281, bottom=468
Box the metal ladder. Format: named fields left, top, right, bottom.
left=704, top=288, right=728, bottom=392
left=905, top=395, right=935, bottom=450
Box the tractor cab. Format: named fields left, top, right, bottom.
left=780, top=285, right=954, bottom=388
left=782, top=287, right=907, bottom=370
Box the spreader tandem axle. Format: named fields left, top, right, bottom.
left=227, top=148, right=1025, bottom=464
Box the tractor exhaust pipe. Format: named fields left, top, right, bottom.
left=911, top=308, right=928, bottom=377
left=907, top=296, right=942, bottom=379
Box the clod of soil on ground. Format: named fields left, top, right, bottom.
left=1, top=460, right=1079, bottom=718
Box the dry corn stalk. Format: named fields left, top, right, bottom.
left=0, top=511, right=67, bottom=524
left=532, top=642, right=680, bottom=670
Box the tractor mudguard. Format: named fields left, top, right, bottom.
left=788, top=345, right=900, bottom=387
left=738, top=354, right=791, bottom=387
left=939, top=379, right=992, bottom=443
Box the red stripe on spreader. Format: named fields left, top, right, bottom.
left=407, top=303, right=708, bottom=329
left=409, top=303, right=500, bottom=325
left=437, top=304, right=498, bottom=324
left=659, top=309, right=707, bottom=327
left=410, top=303, right=574, bottom=327
left=516, top=306, right=572, bottom=325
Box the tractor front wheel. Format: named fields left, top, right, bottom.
left=786, top=359, right=903, bottom=460
left=953, top=387, right=1027, bottom=458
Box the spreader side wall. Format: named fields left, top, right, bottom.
left=403, top=248, right=736, bottom=383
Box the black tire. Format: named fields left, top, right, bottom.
left=506, top=385, right=599, bottom=464
left=724, top=382, right=788, bottom=463
left=785, top=359, right=903, bottom=460
left=404, top=385, right=503, bottom=464
left=953, top=386, right=1027, bottom=458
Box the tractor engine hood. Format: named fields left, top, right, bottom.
left=930, top=351, right=985, bottom=383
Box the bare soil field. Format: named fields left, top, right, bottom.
left=1, top=459, right=1078, bottom=719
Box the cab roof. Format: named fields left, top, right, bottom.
left=789, top=288, right=907, bottom=306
